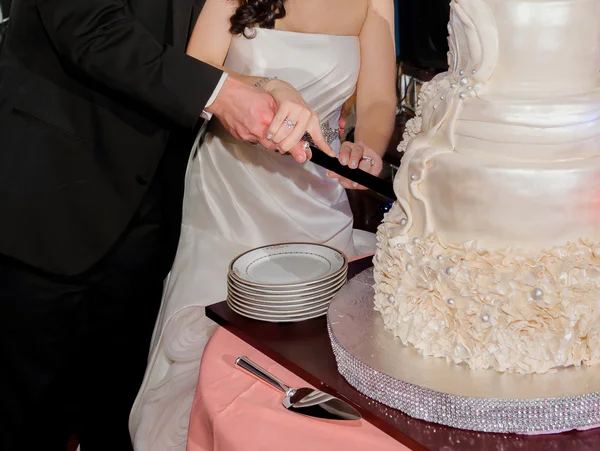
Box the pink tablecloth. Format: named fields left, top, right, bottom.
left=187, top=327, right=404, bottom=451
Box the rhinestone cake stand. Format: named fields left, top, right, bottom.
left=327, top=268, right=600, bottom=434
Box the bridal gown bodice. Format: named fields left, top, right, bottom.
left=130, top=30, right=363, bottom=451
left=185, top=28, right=361, bottom=244
left=228, top=28, right=359, bottom=127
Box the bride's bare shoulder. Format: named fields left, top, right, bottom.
left=280, top=0, right=370, bottom=36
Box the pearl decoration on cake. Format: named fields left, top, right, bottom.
left=410, top=174, right=417, bottom=181
left=467, top=85, right=473, bottom=91
left=459, top=92, right=468, bottom=100
left=459, top=69, right=465, bottom=75
left=445, top=266, right=456, bottom=276
left=531, top=288, right=544, bottom=301
left=447, top=298, right=455, bottom=306
left=437, top=255, right=444, bottom=261
left=400, top=218, right=407, bottom=226
left=472, top=69, right=477, bottom=74
left=406, top=263, right=413, bottom=270
left=388, top=295, right=395, bottom=304
left=412, top=237, right=420, bottom=245
left=481, top=314, right=490, bottom=323
left=433, top=104, right=438, bottom=110
left=451, top=82, right=457, bottom=88
left=460, top=76, right=469, bottom=86
left=440, top=95, right=445, bottom=100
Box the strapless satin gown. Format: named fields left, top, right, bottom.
left=130, top=29, right=370, bottom=450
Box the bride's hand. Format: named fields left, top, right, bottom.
left=327, top=141, right=383, bottom=190
left=262, top=79, right=336, bottom=160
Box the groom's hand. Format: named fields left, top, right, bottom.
left=205, top=77, right=279, bottom=147
left=206, top=77, right=310, bottom=163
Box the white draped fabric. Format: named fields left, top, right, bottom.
left=129, top=29, right=373, bottom=450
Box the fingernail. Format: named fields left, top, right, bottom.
left=352, top=182, right=358, bottom=187
left=342, top=157, right=348, bottom=164
left=267, top=133, right=273, bottom=140
left=350, top=161, right=357, bottom=168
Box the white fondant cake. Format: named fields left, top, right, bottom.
left=374, top=0, right=600, bottom=374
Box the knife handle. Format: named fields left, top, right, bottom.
left=235, top=356, right=293, bottom=396
left=309, top=146, right=396, bottom=200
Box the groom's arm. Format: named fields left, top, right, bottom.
left=35, top=0, right=223, bottom=128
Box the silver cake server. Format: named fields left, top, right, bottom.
left=235, top=355, right=361, bottom=421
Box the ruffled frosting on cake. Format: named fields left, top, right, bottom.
left=374, top=229, right=600, bottom=374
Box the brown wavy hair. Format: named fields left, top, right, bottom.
left=229, top=0, right=287, bottom=37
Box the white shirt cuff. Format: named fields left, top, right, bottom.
left=200, top=72, right=228, bottom=121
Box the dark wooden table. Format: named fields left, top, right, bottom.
left=206, top=258, right=600, bottom=451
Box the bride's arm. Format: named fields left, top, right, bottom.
left=329, top=0, right=396, bottom=189
left=354, top=0, right=397, bottom=157
left=187, top=0, right=237, bottom=77
left=188, top=1, right=276, bottom=87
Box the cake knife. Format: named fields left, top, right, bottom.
left=308, top=145, right=397, bottom=200
left=235, top=356, right=362, bottom=421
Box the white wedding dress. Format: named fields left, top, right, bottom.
left=129, top=28, right=372, bottom=450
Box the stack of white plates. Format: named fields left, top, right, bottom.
left=227, top=243, right=348, bottom=322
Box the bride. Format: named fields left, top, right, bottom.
left=130, top=0, right=396, bottom=448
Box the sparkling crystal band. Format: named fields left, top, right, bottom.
left=302, top=122, right=340, bottom=147
left=327, top=269, right=600, bottom=434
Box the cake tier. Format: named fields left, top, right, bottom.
left=392, top=78, right=600, bottom=251
left=448, top=0, right=600, bottom=97
left=417, top=151, right=600, bottom=249
left=373, top=232, right=600, bottom=374
left=454, top=91, right=600, bottom=161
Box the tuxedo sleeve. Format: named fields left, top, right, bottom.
left=34, top=0, right=224, bottom=128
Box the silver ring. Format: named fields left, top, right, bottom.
left=361, top=156, right=376, bottom=166
left=283, top=118, right=295, bottom=129
left=303, top=141, right=310, bottom=152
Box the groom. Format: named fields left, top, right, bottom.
left=0, top=1, right=327, bottom=450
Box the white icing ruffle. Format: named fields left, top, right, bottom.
left=397, top=116, right=422, bottom=154
left=374, top=229, right=600, bottom=374
left=397, top=74, right=451, bottom=154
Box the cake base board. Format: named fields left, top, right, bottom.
left=327, top=268, right=600, bottom=434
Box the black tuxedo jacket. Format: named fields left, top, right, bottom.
left=0, top=0, right=222, bottom=275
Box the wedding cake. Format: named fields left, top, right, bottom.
left=374, top=0, right=600, bottom=374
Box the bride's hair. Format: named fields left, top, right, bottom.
left=229, top=0, right=287, bottom=37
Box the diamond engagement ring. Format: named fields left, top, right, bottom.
left=361, top=156, right=376, bottom=166
left=303, top=141, right=310, bottom=152
left=283, top=118, right=295, bottom=129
